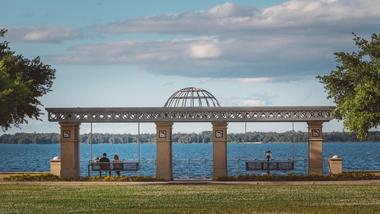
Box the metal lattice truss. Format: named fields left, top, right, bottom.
left=46, top=106, right=334, bottom=123
left=164, top=87, right=221, bottom=108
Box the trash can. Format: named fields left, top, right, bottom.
left=50, top=156, right=61, bottom=176
left=328, top=155, right=343, bottom=175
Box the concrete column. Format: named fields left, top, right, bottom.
left=59, top=122, right=80, bottom=180
left=155, top=122, right=173, bottom=181
left=307, top=121, right=324, bottom=176
left=212, top=121, right=228, bottom=180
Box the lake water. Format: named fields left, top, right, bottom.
left=1, top=142, right=379, bottom=179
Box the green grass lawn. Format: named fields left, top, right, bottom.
left=1, top=184, right=380, bottom=214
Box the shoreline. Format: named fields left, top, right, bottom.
left=1, top=141, right=380, bottom=145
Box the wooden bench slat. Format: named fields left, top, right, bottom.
left=89, top=162, right=140, bottom=172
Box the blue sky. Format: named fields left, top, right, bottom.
left=1, top=0, right=379, bottom=134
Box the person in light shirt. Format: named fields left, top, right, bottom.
left=112, top=154, right=123, bottom=176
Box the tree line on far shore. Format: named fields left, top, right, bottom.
left=1, top=131, right=380, bottom=144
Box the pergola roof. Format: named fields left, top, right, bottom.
left=46, top=106, right=334, bottom=123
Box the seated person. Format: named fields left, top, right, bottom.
left=99, top=153, right=111, bottom=176
left=112, top=154, right=123, bottom=176
left=91, top=157, right=101, bottom=171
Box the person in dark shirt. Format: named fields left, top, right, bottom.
left=99, top=153, right=111, bottom=176
left=99, top=153, right=110, bottom=162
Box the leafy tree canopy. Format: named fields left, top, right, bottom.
left=318, top=33, right=380, bottom=140
left=0, top=29, right=55, bottom=130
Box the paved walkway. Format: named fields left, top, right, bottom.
left=2, top=179, right=380, bottom=186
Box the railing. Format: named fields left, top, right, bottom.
left=172, top=158, right=309, bottom=179
left=322, top=157, right=380, bottom=175
left=173, top=158, right=212, bottom=180
left=5, top=156, right=380, bottom=178
left=84, top=158, right=310, bottom=178
left=228, top=158, right=308, bottom=176
left=86, top=159, right=156, bottom=177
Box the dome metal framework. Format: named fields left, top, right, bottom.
left=164, top=87, right=221, bottom=107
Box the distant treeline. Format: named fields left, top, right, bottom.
left=1, top=131, right=380, bottom=144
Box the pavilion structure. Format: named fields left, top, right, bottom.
left=46, top=87, right=334, bottom=180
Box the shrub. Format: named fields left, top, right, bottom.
left=4, top=173, right=60, bottom=181
left=129, top=176, right=165, bottom=182
left=85, top=176, right=164, bottom=182
left=216, top=172, right=380, bottom=181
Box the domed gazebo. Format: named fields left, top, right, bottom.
left=164, top=87, right=221, bottom=107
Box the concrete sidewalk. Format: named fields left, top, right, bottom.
left=2, top=179, right=380, bottom=186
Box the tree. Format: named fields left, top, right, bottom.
left=0, top=29, right=56, bottom=130
left=318, top=33, right=380, bottom=140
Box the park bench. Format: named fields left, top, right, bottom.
left=245, top=160, right=295, bottom=171
left=88, top=161, right=140, bottom=176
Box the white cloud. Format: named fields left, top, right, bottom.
left=261, top=0, right=379, bottom=23
left=232, top=77, right=273, bottom=83
left=46, top=0, right=380, bottom=78
left=52, top=38, right=220, bottom=63
left=98, top=0, right=380, bottom=35
left=208, top=2, right=258, bottom=18
left=208, top=2, right=240, bottom=17
left=221, top=93, right=274, bottom=107
left=48, top=34, right=341, bottom=78
left=188, top=41, right=221, bottom=59
left=5, top=27, right=84, bottom=43
left=241, top=99, right=266, bottom=106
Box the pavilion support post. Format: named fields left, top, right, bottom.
left=307, top=121, right=324, bottom=176
left=212, top=121, right=228, bottom=180
left=59, top=122, right=80, bottom=180
left=155, top=122, right=173, bottom=181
